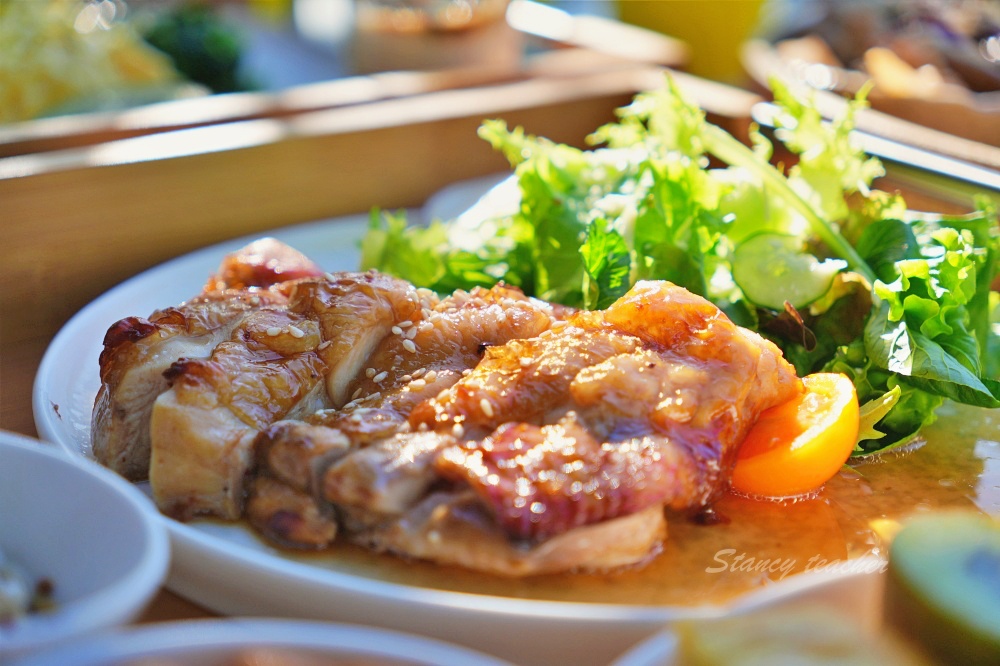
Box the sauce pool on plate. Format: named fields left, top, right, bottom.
left=215, top=401, right=998, bottom=606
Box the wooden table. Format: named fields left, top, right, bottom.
left=0, top=61, right=763, bottom=624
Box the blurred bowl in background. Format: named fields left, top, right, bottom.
left=0, top=431, right=169, bottom=660
left=12, top=618, right=516, bottom=666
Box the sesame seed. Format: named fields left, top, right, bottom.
left=342, top=400, right=358, bottom=409
left=352, top=387, right=363, bottom=399
left=412, top=368, right=426, bottom=378
left=406, top=327, right=418, bottom=339
left=249, top=296, right=261, bottom=306
left=411, top=378, right=426, bottom=388
left=323, top=272, right=337, bottom=281
left=519, top=357, right=533, bottom=367
left=480, top=398, right=494, bottom=418
left=452, top=423, right=465, bottom=438
left=365, top=368, right=376, bottom=378
left=318, top=340, right=331, bottom=351
left=373, top=371, right=388, bottom=383
left=401, top=374, right=412, bottom=382
left=391, top=326, right=403, bottom=335
left=398, top=320, right=413, bottom=328
left=462, top=369, right=472, bottom=376
left=287, top=325, right=305, bottom=338
left=402, top=339, right=417, bottom=353
left=366, top=392, right=382, bottom=402
left=424, top=370, right=437, bottom=382
left=266, top=327, right=282, bottom=336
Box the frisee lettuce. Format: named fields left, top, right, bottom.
left=361, top=76, right=999, bottom=456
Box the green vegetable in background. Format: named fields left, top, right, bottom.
left=141, top=2, right=253, bottom=93
left=361, top=75, right=999, bottom=456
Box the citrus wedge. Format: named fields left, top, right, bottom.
left=731, top=372, right=859, bottom=498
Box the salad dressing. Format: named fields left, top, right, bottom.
left=271, top=402, right=997, bottom=606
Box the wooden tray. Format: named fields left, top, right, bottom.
left=0, top=63, right=758, bottom=351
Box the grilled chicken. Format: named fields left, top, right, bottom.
left=323, top=431, right=457, bottom=529
left=92, top=238, right=320, bottom=480
left=339, top=284, right=560, bottom=417
left=95, top=237, right=802, bottom=577
left=246, top=476, right=338, bottom=549
left=150, top=307, right=329, bottom=520
left=255, top=420, right=352, bottom=493
left=366, top=492, right=667, bottom=577
left=287, top=272, right=431, bottom=407
left=322, top=281, right=797, bottom=573
left=148, top=272, right=428, bottom=520
left=421, top=281, right=800, bottom=544
left=242, top=420, right=352, bottom=549
left=264, top=284, right=561, bottom=532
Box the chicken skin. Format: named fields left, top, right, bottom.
left=92, top=238, right=320, bottom=480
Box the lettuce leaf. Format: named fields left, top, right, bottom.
left=361, top=75, right=999, bottom=456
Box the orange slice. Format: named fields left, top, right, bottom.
left=731, top=372, right=859, bottom=498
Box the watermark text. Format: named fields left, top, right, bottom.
left=706, top=548, right=887, bottom=580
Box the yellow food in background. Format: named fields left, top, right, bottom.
left=0, top=0, right=179, bottom=123
left=673, top=605, right=931, bottom=665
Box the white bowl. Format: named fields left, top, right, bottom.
left=0, top=430, right=170, bottom=659
left=12, top=618, right=516, bottom=666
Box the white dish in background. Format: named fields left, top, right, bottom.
left=12, top=618, right=514, bottom=666
left=31, top=181, right=886, bottom=666
left=0, top=430, right=169, bottom=660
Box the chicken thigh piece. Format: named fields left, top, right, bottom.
left=244, top=420, right=352, bottom=549
left=147, top=271, right=449, bottom=522
left=339, top=283, right=561, bottom=418
left=367, top=491, right=667, bottom=577
left=150, top=307, right=329, bottom=520
left=258, top=283, right=561, bottom=535
left=92, top=238, right=321, bottom=481
left=286, top=272, right=432, bottom=407
left=380, top=281, right=801, bottom=570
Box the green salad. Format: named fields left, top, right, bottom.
left=361, top=77, right=999, bottom=456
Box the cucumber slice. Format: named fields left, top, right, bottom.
left=732, top=232, right=847, bottom=310
left=884, top=511, right=1000, bottom=665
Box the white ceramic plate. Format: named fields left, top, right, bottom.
left=12, top=618, right=515, bottom=666
left=32, top=181, right=885, bottom=666
left=0, top=430, right=169, bottom=660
